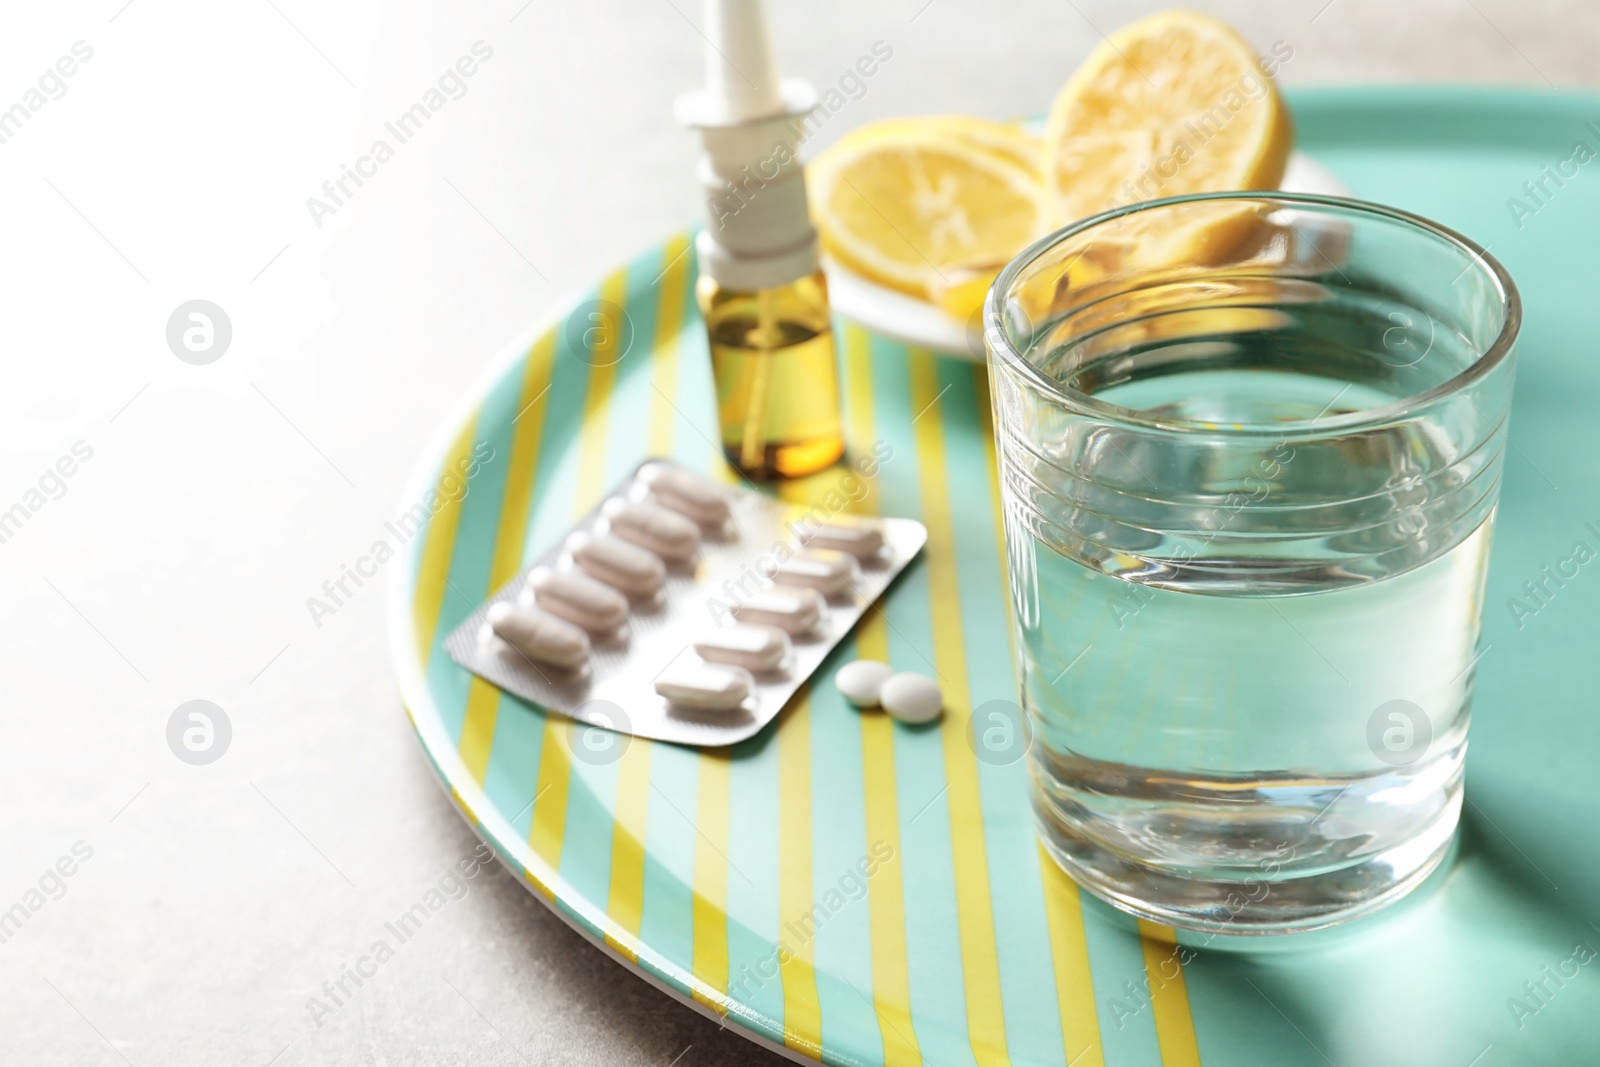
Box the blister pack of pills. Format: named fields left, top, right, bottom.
left=443, top=460, right=927, bottom=747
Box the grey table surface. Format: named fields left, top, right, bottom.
left=0, top=1, right=1591, bottom=1064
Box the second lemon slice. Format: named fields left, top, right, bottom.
left=1041, top=11, right=1291, bottom=226
left=808, top=123, right=1048, bottom=298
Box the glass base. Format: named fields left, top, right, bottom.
left=1037, top=801, right=1460, bottom=936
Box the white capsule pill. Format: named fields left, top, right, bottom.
left=655, top=662, right=754, bottom=711
left=774, top=549, right=857, bottom=596
left=694, top=625, right=790, bottom=672
left=638, top=463, right=731, bottom=526
left=731, top=586, right=825, bottom=635
left=567, top=532, right=665, bottom=595
left=835, top=660, right=895, bottom=708
left=485, top=602, right=590, bottom=669
left=803, top=520, right=885, bottom=560
left=880, top=672, right=943, bottom=724
left=524, top=568, right=628, bottom=633
left=603, top=499, right=701, bottom=561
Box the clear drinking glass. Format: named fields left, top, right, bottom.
left=985, top=193, right=1519, bottom=934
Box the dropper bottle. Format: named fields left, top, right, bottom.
left=676, top=0, right=844, bottom=480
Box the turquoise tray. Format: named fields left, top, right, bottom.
left=387, top=88, right=1600, bottom=1066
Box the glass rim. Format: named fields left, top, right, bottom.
left=984, top=190, right=1521, bottom=438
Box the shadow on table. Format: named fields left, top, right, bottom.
left=1162, top=812, right=1600, bottom=1067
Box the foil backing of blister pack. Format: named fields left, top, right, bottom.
left=443, top=460, right=927, bottom=747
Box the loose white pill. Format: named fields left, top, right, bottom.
left=524, top=568, right=628, bottom=633
left=567, top=532, right=665, bottom=595
left=603, top=499, right=701, bottom=561
left=655, top=662, right=754, bottom=711
left=835, top=660, right=895, bottom=708
left=803, top=520, right=885, bottom=560
left=880, top=672, right=943, bottom=724
left=485, top=602, right=590, bottom=669
left=638, top=464, right=731, bottom=526
left=774, top=549, right=857, bottom=596
left=731, top=586, right=824, bottom=635
left=694, top=625, right=790, bottom=672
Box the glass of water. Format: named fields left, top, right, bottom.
left=985, top=193, right=1519, bottom=934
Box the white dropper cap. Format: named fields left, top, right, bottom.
left=675, top=0, right=821, bottom=292
left=700, top=0, right=782, bottom=122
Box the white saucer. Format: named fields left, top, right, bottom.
left=826, top=150, right=1351, bottom=361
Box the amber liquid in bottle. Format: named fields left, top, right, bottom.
left=699, top=269, right=845, bottom=480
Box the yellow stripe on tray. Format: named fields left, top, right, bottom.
left=575, top=269, right=630, bottom=512
left=610, top=238, right=693, bottom=962
left=697, top=456, right=760, bottom=1010
left=412, top=421, right=482, bottom=664
left=458, top=331, right=560, bottom=784
left=974, top=363, right=1105, bottom=1067
left=490, top=331, right=561, bottom=590
left=1040, top=852, right=1107, bottom=1067
left=529, top=266, right=630, bottom=886
left=1137, top=920, right=1203, bottom=1067
left=777, top=688, right=824, bottom=1057
left=648, top=233, right=691, bottom=456
left=846, top=323, right=922, bottom=1067
left=844, top=325, right=881, bottom=517
left=691, top=750, right=732, bottom=1010
left=606, top=740, right=651, bottom=961
left=772, top=474, right=826, bottom=1054
left=908, top=350, right=1009, bottom=1067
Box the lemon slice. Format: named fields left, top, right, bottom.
left=929, top=261, right=1003, bottom=325
left=808, top=125, right=1049, bottom=297
left=844, top=116, right=1041, bottom=174
left=889, top=115, right=1042, bottom=173
left=1040, top=10, right=1291, bottom=227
